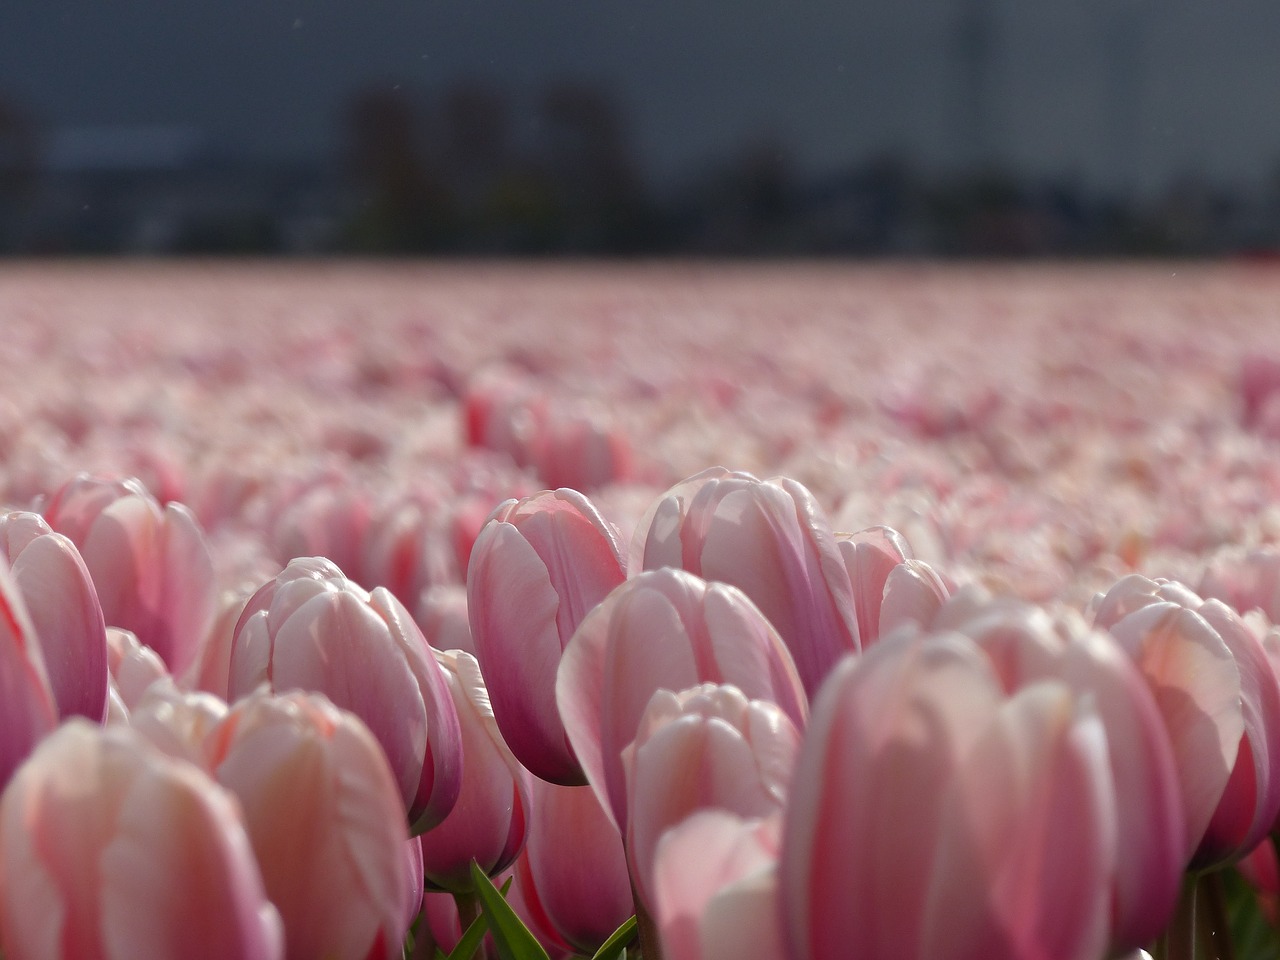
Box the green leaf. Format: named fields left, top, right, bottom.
left=443, top=911, right=491, bottom=960
left=589, top=915, right=638, bottom=960
left=1223, top=864, right=1280, bottom=960
left=469, top=861, right=551, bottom=960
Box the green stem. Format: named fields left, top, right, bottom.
left=453, top=892, right=487, bottom=960
left=1151, top=871, right=1234, bottom=960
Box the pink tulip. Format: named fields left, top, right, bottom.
left=462, top=365, right=549, bottom=469
left=878, top=560, right=951, bottom=636
left=42, top=474, right=216, bottom=676
left=0, top=720, right=283, bottom=960
left=39, top=474, right=139, bottom=547
left=207, top=691, right=413, bottom=960
left=623, top=685, right=800, bottom=911
left=835, top=525, right=913, bottom=645
left=0, top=511, right=108, bottom=721
left=557, top=567, right=807, bottom=829
left=416, top=584, right=475, bottom=656
left=534, top=405, right=635, bottom=492
left=652, top=811, right=784, bottom=960
left=835, top=524, right=954, bottom=645
left=1240, top=354, right=1280, bottom=428
left=0, top=557, right=57, bottom=789
left=633, top=467, right=858, bottom=695
left=934, top=592, right=1184, bottom=951
left=420, top=649, right=532, bottom=893
left=1199, top=546, right=1280, bottom=625
left=268, top=475, right=372, bottom=581
left=522, top=778, right=632, bottom=955
left=180, top=584, right=256, bottom=701
left=128, top=679, right=229, bottom=767
left=105, top=626, right=169, bottom=714
left=360, top=493, right=456, bottom=612
left=228, top=557, right=463, bottom=833
left=781, top=633, right=1116, bottom=960
left=1091, top=574, right=1280, bottom=867
left=468, top=488, right=627, bottom=783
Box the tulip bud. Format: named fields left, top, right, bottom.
left=180, top=584, right=256, bottom=702
left=652, top=811, right=784, bottom=960
left=468, top=488, right=627, bottom=784
left=1091, top=574, right=1280, bottom=867
left=361, top=493, right=456, bottom=613
left=0, top=511, right=108, bottom=721
left=633, top=467, right=858, bottom=694
left=0, top=720, right=283, bottom=960
left=0, top=556, right=57, bottom=790
left=268, top=475, right=372, bottom=582
left=207, top=691, right=413, bottom=960
left=781, top=634, right=1117, bottom=960
left=228, top=557, right=463, bottom=833
left=416, top=584, right=474, bottom=656
left=940, top=594, right=1184, bottom=952
left=42, top=474, right=216, bottom=676
left=557, top=567, right=807, bottom=830
left=623, top=685, right=800, bottom=912
left=420, top=649, right=531, bottom=893
left=835, top=525, right=914, bottom=645
left=106, top=626, right=170, bottom=715
left=129, top=678, right=229, bottom=768
left=521, top=778, right=632, bottom=955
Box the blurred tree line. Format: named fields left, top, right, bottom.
left=4, top=82, right=1280, bottom=258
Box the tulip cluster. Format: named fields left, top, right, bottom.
left=4, top=262, right=1280, bottom=960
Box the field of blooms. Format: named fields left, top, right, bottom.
left=4, top=260, right=1280, bottom=959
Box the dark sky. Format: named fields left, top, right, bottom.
left=3, top=0, right=1280, bottom=196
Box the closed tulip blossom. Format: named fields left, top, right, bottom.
left=181, top=584, right=257, bottom=702
left=0, top=558, right=58, bottom=790
left=360, top=493, right=456, bottom=613
left=420, top=648, right=532, bottom=893
left=1090, top=574, right=1280, bottom=867
left=557, top=567, right=807, bottom=829
left=521, top=777, right=633, bottom=955
left=41, top=474, right=216, bottom=677
left=0, top=511, right=108, bottom=721
left=933, top=590, right=1184, bottom=951
left=633, top=467, right=859, bottom=695
left=416, top=584, right=475, bottom=656
left=651, top=810, right=784, bottom=960
left=623, top=684, right=800, bottom=911
left=835, top=525, right=951, bottom=646
left=534, top=404, right=636, bottom=492
left=106, top=626, right=170, bottom=715
left=206, top=691, right=413, bottom=960
left=127, top=679, right=229, bottom=768
left=468, top=488, right=627, bottom=783
left=0, top=720, right=283, bottom=960
left=268, top=475, right=372, bottom=584
left=781, top=633, right=1118, bottom=960
left=1198, top=547, right=1280, bottom=622
left=228, top=557, right=463, bottom=834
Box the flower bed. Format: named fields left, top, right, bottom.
left=2, top=261, right=1280, bottom=959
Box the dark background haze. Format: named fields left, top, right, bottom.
left=3, top=0, right=1279, bottom=256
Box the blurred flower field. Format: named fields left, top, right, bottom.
left=3, top=260, right=1280, bottom=959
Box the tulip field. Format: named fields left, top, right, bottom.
left=7, top=259, right=1280, bottom=960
